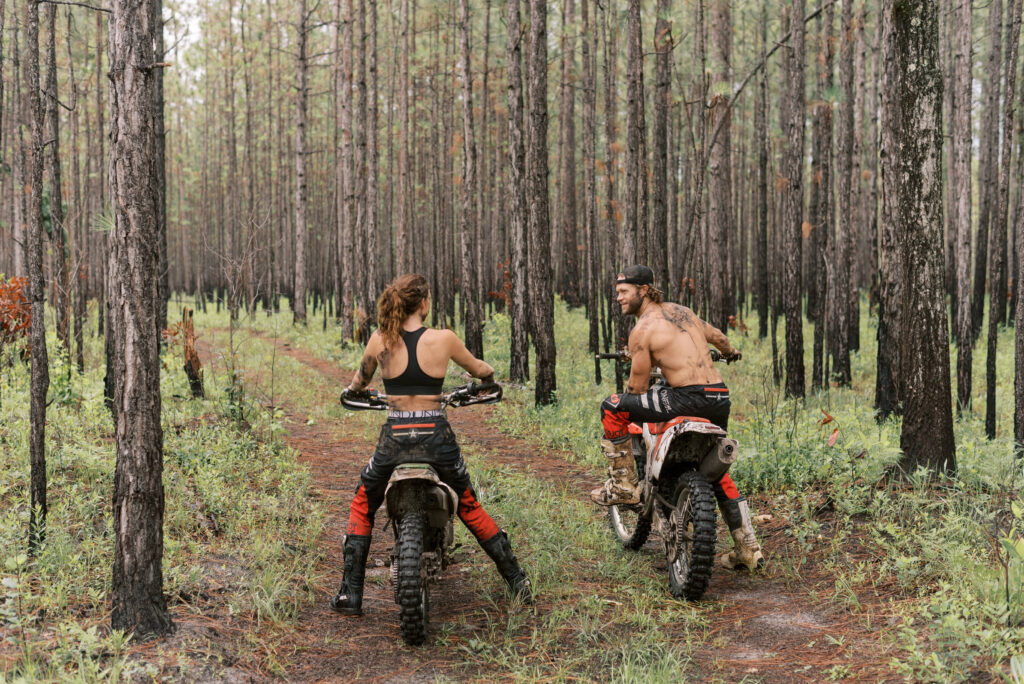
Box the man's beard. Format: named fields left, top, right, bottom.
left=622, top=294, right=643, bottom=316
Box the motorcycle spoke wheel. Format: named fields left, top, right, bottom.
left=666, top=472, right=717, bottom=601
left=396, top=511, right=429, bottom=645
left=608, top=501, right=652, bottom=551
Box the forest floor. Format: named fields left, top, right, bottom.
left=183, top=325, right=904, bottom=683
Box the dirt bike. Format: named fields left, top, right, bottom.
left=340, top=381, right=502, bottom=645
left=595, top=349, right=737, bottom=601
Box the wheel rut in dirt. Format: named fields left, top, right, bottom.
left=198, top=329, right=896, bottom=681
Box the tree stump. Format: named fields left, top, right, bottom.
left=182, top=308, right=205, bottom=399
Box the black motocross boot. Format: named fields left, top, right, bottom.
left=329, top=534, right=371, bottom=615
left=479, top=530, right=533, bottom=603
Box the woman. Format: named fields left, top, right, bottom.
left=330, top=274, right=532, bottom=616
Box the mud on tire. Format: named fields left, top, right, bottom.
left=396, top=511, right=429, bottom=645
left=666, top=472, right=717, bottom=601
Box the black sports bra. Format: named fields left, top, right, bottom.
left=382, top=328, right=445, bottom=396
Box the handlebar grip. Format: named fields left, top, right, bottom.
left=595, top=353, right=622, bottom=360
left=710, top=349, right=722, bottom=362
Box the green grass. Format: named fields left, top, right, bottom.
left=0, top=318, right=323, bottom=680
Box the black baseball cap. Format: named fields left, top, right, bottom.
left=617, top=264, right=655, bottom=286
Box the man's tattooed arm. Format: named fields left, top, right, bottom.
left=626, top=333, right=652, bottom=394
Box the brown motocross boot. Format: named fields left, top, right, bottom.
left=590, top=439, right=641, bottom=506
left=716, top=498, right=765, bottom=570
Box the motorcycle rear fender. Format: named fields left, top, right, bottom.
left=646, top=421, right=728, bottom=481
left=384, top=464, right=459, bottom=521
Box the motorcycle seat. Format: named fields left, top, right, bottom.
left=645, top=416, right=711, bottom=435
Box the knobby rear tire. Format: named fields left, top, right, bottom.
left=396, top=511, right=429, bottom=645
left=666, top=472, right=717, bottom=601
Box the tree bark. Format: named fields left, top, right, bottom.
left=952, top=0, right=972, bottom=412
left=108, top=0, right=172, bottom=636
left=622, top=0, right=645, bottom=266
left=887, top=0, right=956, bottom=475
left=755, top=2, right=769, bottom=340
left=527, top=0, right=556, bottom=405
left=459, top=0, right=483, bottom=357
left=366, top=0, right=378, bottom=310
left=43, top=2, right=69, bottom=356
left=974, top=0, right=1002, bottom=343
left=988, top=0, right=1023, bottom=438
left=708, top=0, right=733, bottom=332
left=831, top=0, right=854, bottom=386
left=23, top=0, right=49, bottom=552
left=650, top=0, right=671, bottom=292
left=396, top=0, right=411, bottom=273
left=781, top=0, right=806, bottom=399
left=583, top=0, right=599, bottom=360
left=506, top=0, right=529, bottom=382
left=293, top=0, right=308, bottom=325
left=558, top=0, right=579, bottom=307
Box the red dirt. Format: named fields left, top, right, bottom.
left=186, top=329, right=900, bottom=682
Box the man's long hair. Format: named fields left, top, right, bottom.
left=644, top=285, right=664, bottom=304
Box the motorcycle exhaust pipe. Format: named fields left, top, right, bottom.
left=699, top=438, right=738, bottom=482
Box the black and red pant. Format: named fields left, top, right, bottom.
left=600, top=383, right=741, bottom=503
left=347, top=415, right=500, bottom=543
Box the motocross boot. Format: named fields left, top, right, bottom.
left=479, top=530, right=533, bottom=603
left=590, top=438, right=641, bottom=506
left=716, top=498, right=765, bottom=570
left=329, top=534, right=371, bottom=615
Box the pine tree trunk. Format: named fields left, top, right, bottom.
left=108, top=0, right=172, bottom=636
left=974, top=0, right=1003, bottom=343
left=506, top=0, right=529, bottom=382
left=153, top=0, right=167, bottom=334
left=831, top=0, right=854, bottom=386
left=756, top=3, right=769, bottom=340
left=43, top=3, right=69, bottom=356
left=650, top=0, right=671, bottom=292
left=293, top=0, right=308, bottom=325
left=396, top=0, right=411, bottom=272
left=23, top=0, right=49, bottom=552
left=810, top=4, right=833, bottom=392
left=708, top=0, right=732, bottom=331
left=781, top=0, right=806, bottom=399
left=459, top=0, right=482, bottom=357
left=340, top=0, right=355, bottom=339
left=988, top=0, right=1023, bottom=438
left=527, top=0, right=556, bottom=405
left=887, top=0, right=956, bottom=475
left=622, top=0, right=645, bottom=267
left=583, top=0, right=599, bottom=360
left=558, top=0, right=579, bottom=307
left=952, top=0, right=973, bottom=412
left=366, top=0, right=379, bottom=311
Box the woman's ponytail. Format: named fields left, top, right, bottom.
left=377, top=274, right=430, bottom=347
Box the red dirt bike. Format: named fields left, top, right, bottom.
left=595, top=349, right=737, bottom=601
left=341, top=382, right=502, bottom=645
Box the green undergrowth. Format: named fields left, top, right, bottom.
left=0, top=322, right=323, bottom=681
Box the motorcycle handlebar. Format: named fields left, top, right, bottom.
left=339, top=382, right=503, bottom=411
left=595, top=349, right=729, bottom=363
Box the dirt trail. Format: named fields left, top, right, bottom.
left=198, top=330, right=896, bottom=682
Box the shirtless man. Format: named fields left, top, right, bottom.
left=590, top=265, right=763, bottom=570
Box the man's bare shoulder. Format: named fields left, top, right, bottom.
left=656, top=302, right=698, bottom=331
